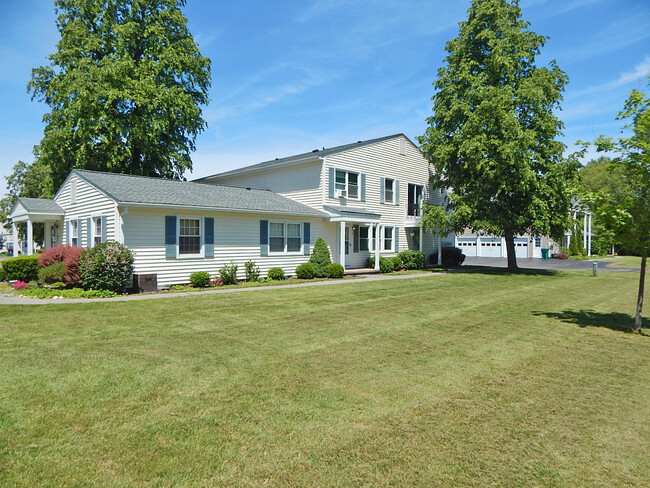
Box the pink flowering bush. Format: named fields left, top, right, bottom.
left=13, top=280, right=29, bottom=290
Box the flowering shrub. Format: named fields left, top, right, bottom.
left=556, top=251, right=569, bottom=259
left=38, top=245, right=83, bottom=286
left=13, top=280, right=29, bottom=290
left=79, top=242, right=134, bottom=292
left=210, top=278, right=224, bottom=286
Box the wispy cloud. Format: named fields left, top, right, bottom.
left=568, top=56, right=650, bottom=99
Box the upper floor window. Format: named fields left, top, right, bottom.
left=335, top=170, right=359, bottom=199
left=384, top=178, right=395, bottom=204
left=407, top=183, right=424, bottom=216
left=93, top=217, right=102, bottom=247
left=270, top=221, right=302, bottom=253
left=179, top=218, right=201, bottom=255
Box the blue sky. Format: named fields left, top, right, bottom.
left=0, top=0, right=648, bottom=196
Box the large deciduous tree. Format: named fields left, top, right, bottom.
left=589, top=80, right=649, bottom=333
left=28, top=0, right=211, bottom=188
left=418, top=0, right=577, bottom=271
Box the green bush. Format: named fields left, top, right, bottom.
left=189, top=271, right=211, bottom=288
left=295, top=262, right=315, bottom=279
left=326, top=263, right=345, bottom=278
left=367, top=256, right=375, bottom=268
left=0, top=266, right=5, bottom=282
left=244, top=260, right=260, bottom=282
left=442, top=246, right=465, bottom=267
left=267, top=267, right=285, bottom=280
left=17, top=287, right=117, bottom=299
left=392, top=256, right=403, bottom=271
left=2, top=255, right=39, bottom=282
left=397, top=250, right=425, bottom=270
left=379, top=256, right=394, bottom=273
left=38, top=262, right=67, bottom=284
left=309, top=237, right=332, bottom=277
left=219, top=263, right=238, bottom=285
left=79, top=241, right=134, bottom=292
left=39, top=245, right=83, bottom=286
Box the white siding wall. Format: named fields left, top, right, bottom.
left=54, top=174, right=118, bottom=246
left=123, top=207, right=337, bottom=288
left=204, top=161, right=323, bottom=209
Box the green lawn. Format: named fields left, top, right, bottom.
left=1, top=270, right=648, bottom=487
left=597, top=255, right=649, bottom=269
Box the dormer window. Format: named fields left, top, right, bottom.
left=335, top=170, right=359, bottom=199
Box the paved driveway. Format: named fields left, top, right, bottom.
left=463, top=256, right=636, bottom=271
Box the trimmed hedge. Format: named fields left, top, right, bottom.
left=309, top=237, right=332, bottom=277
left=38, top=262, right=67, bottom=284
left=2, top=255, right=39, bottom=282
left=379, top=256, right=394, bottom=273
left=79, top=242, right=134, bottom=292
left=326, top=263, right=345, bottom=279
left=190, top=271, right=211, bottom=288
left=0, top=266, right=5, bottom=282
left=267, top=267, right=285, bottom=280
left=397, top=250, right=425, bottom=270
left=392, top=256, right=403, bottom=271
left=295, top=263, right=315, bottom=279
left=442, top=246, right=466, bottom=267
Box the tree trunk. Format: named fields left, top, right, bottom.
left=634, top=251, right=646, bottom=334
left=504, top=233, right=519, bottom=272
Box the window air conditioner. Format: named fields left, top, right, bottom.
left=335, top=189, right=347, bottom=198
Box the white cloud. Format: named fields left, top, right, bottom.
left=567, top=56, right=650, bottom=99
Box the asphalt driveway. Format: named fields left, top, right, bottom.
left=463, top=256, right=637, bottom=271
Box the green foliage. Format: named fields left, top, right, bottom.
left=442, top=247, right=466, bottom=267
left=295, top=263, right=315, bottom=279
left=392, top=257, right=403, bottom=271
left=219, top=263, right=238, bottom=285
left=39, top=245, right=83, bottom=286
left=189, top=271, right=210, bottom=288
left=568, top=220, right=586, bottom=256
left=379, top=257, right=394, bottom=273
left=418, top=0, right=577, bottom=272
left=2, top=255, right=39, bottom=281
left=0, top=266, right=5, bottom=281
left=16, top=287, right=117, bottom=299
left=28, top=0, right=211, bottom=188
left=267, top=267, right=285, bottom=280
left=38, top=262, right=67, bottom=284
left=326, top=263, right=345, bottom=279
left=309, top=237, right=332, bottom=277
left=366, top=256, right=375, bottom=268
left=244, top=260, right=260, bottom=282
left=79, top=242, right=134, bottom=292
left=398, top=250, right=426, bottom=270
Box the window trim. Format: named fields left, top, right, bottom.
left=69, top=218, right=79, bottom=247
left=177, top=216, right=204, bottom=258
left=383, top=226, right=394, bottom=252
left=384, top=178, right=395, bottom=204
left=334, top=168, right=360, bottom=200
left=268, top=221, right=303, bottom=255
left=407, top=182, right=425, bottom=217
left=359, top=226, right=369, bottom=252
left=90, top=213, right=104, bottom=248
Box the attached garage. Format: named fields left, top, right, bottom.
left=456, top=238, right=477, bottom=257
left=479, top=237, right=502, bottom=257
left=514, top=237, right=528, bottom=258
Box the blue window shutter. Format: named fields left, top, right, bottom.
left=77, top=219, right=83, bottom=247
left=360, top=173, right=366, bottom=201
left=394, top=227, right=400, bottom=252
left=303, top=222, right=311, bottom=255
left=86, top=218, right=92, bottom=247
left=165, top=216, right=176, bottom=259
left=205, top=217, right=214, bottom=258
left=394, top=180, right=400, bottom=206
left=380, top=177, right=385, bottom=204
left=329, top=167, right=335, bottom=198
left=66, top=220, right=71, bottom=245
left=260, top=220, right=269, bottom=256
left=100, top=215, right=107, bottom=243
left=353, top=225, right=359, bottom=253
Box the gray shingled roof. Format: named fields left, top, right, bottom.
left=324, top=205, right=381, bottom=218
left=195, top=133, right=408, bottom=181
left=17, top=198, right=64, bottom=214
left=74, top=170, right=327, bottom=218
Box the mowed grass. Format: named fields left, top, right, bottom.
left=598, top=255, right=649, bottom=269
left=0, top=270, right=648, bottom=487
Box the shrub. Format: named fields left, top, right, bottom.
left=38, top=262, right=67, bottom=284
left=379, top=256, right=394, bottom=273
left=219, top=263, right=238, bottom=285
left=392, top=256, right=403, bottom=271
left=189, top=271, right=211, bottom=288
left=13, top=280, right=29, bottom=290
left=309, top=237, right=332, bottom=277
left=326, top=263, right=345, bottom=278
left=0, top=266, right=5, bottom=282
left=244, top=260, right=260, bottom=282
left=397, top=250, right=425, bottom=270
left=267, top=267, right=285, bottom=280
left=367, top=256, right=375, bottom=268
left=295, top=263, right=315, bottom=279
left=2, top=255, right=39, bottom=282
left=556, top=251, right=569, bottom=259
left=39, top=245, right=83, bottom=286
left=79, top=241, right=134, bottom=292
left=442, top=246, right=465, bottom=267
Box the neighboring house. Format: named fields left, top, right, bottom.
left=454, top=231, right=554, bottom=259
left=9, top=134, right=448, bottom=288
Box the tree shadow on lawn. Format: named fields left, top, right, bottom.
left=449, top=266, right=559, bottom=277
left=533, top=309, right=644, bottom=334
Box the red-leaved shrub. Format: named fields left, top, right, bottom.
left=556, top=251, right=569, bottom=260
left=38, top=245, right=83, bottom=286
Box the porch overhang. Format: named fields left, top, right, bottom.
left=8, top=198, right=64, bottom=256
left=324, top=205, right=381, bottom=224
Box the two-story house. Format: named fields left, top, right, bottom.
left=9, top=134, right=448, bottom=288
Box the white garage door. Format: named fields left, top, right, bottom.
left=457, top=238, right=477, bottom=257
left=515, top=238, right=528, bottom=258
left=480, top=237, right=502, bottom=257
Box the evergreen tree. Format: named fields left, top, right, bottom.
left=28, top=0, right=211, bottom=188
left=418, top=0, right=578, bottom=272
left=309, top=237, right=332, bottom=278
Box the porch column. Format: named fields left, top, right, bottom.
left=476, top=235, right=481, bottom=257
left=12, top=222, right=18, bottom=257
left=375, top=226, right=381, bottom=270
left=339, top=221, right=345, bottom=267
left=588, top=213, right=592, bottom=256
left=26, top=220, right=34, bottom=256
left=419, top=227, right=424, bottom=253
left=45, top=222, right=52, bottom=250
left=437, top=235, right=442, bottom=265
left=583, top=212, right=588, bottom=250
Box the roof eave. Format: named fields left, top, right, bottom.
left=117, top=201, right=328, bottom=219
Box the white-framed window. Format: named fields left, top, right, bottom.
left=384, top=178, right=395, bottom=204
left=407, top=183, right=424, bottom=216
left=335, top=169, right=359, bottom=199
left=178, top=218, right=202, bottom=256
left=70, top=220, right=78, bottom=247
left=93, top=216, right=102, bottom=247
left=269, top=221, right=302, bottom=254
left=359, top=226, right=369, bottom=252
left=534, top=236, right=542, bottom=247
left=383, top=226, right=394, bottom=251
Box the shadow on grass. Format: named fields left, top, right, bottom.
left=533, top=309, right=642, bottom=334
left=449, top=266, right=559, bottom=277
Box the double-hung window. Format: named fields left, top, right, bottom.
left=359, top=226, right=369, bottom=252
left=407, top=184, right=424, bottom=216
left=179, top=218, right=201, bottom=255
left=335, top=169, right=359, bottom=199
left=70, top=220, right=78, bottom=247
left=270, top=222, right=302, bottom=253
left=383, top=227, right=393, bottom=251
left=384, top=178, right=395, bottom=203
left=93, top=217, right=102, bottom=247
